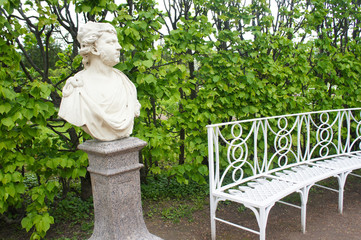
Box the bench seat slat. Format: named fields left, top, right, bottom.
left=218, top=155, right=361, bottom=208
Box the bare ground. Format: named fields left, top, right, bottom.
left=145, top=175, right=361, bottom=240
left=1, top=175, right=361, bottom=240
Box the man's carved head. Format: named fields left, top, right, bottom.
left=77, top=22, right=121, bottom=68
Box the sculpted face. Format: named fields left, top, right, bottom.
left=95, top=32, right=121, bottom=67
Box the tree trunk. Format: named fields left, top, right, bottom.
left=179, top=128, right=185, bottom=165
left=80, top=172, right=92, bottom=200
left=139, top=150, right=148, bottom=184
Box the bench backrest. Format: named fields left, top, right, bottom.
left=207, top=108, right=361, bottom=191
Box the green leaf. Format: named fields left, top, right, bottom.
left=78, top=168, right=87, bottom=178
left=144, top=75, right=156, bottom=84
left=185, top=164, right=192, bottom=171
left=72, top=55, right=82, bottom=69
left=5, top=184, right=16, bottom=197
left=213, top=76, right=220, bottom=83
left=46, top=181, right=56, bottom=192
left=15, top=183, right=25, bottom=193
left=11, top=111, right=23, bottom=121
left=30, top=232, right=41, bottom=240
left=0, top=103, right=11, bottom=114
left=177, top=165, right=185, bottom=174
left=107, top=3, right=117, bottom=11
left=1, top=117, right=14, bottom=128
left=198, top=165, right=208, bottom=175
left=2, top=174, right=11, bottom=184
left=1, top=87, right=16, bottom=100
left=60, top=158, right=67, bottom=168
left=81, top=5, right=91, bottom=12
left=11, top=172, right=21, bottom=181
left=142, top=60, right=153, bottom=68
left=21, top=216, right=33, bottom=232
left=71, top=168, right=78, bottom=179
left=178, top=64, right=187, bottom=72
left=22, top=108, right=33, bottom=120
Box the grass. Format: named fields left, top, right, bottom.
left=144, top=195, right=207, bottom=223
left=141, top=175, right=209, bottom=223
left=50, top=192, right=94, bottom=226
left=141, top=174, right=209, bottom=200
left=46, top=192, right=94, bottom=239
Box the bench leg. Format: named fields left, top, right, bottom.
left=259, top=207, right=270, bottom=240
left=210, top=195, right=217, bottom=240
left=336, top=171, right=351, bottom=214
left=297, top=185, right=313, bottom=234
left=247, top=204, right=274, bottom=240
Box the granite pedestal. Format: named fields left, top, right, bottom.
left=78, top=137, right=162, bottom=240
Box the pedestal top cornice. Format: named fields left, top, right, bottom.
left=78, top=137, right=147, bottom=155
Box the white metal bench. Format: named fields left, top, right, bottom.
left=207, top=108, right=361, bottom=240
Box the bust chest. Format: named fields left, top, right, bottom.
left=83, top=72, right=125, bottom=108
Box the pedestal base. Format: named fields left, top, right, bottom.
left=78, top=137, right=162, bottom=240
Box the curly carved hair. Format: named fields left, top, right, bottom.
left=77, top=22, right=117, bottom=68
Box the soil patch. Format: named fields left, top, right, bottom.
left=145, top=176, right=361, bottom=240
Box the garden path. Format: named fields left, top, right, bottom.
left=146, top=176, right=361, bottom=240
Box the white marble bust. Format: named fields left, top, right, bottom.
left=59, top=22, right=141, bottom=141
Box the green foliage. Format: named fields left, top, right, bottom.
left=141, top=174, right=209, bottom=201
left=0, top=1, right=88, bottom=238
left=160, top=203, right=197, bottom=223
left=1, top=0, right=361, bottom=238
left=50, top=192, right=93, bottom=225
left=142, top=176, right=207, bottom=223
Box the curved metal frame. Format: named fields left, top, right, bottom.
left=207, top=108, right=361, bottom=240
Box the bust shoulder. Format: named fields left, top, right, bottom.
left=113, top=68, right=125, bottom=76
left=73, top=70, right=85, bottom=78
left=62, top=71, right=85, bottom=97
left=113, top=68, right=133, bottom=81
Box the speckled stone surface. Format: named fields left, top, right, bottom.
left=78, top=137, right=162, bottom=240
